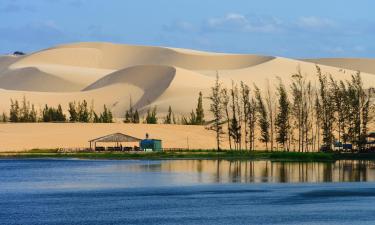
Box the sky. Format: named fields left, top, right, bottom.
left=0, top=0, right=374, bottom=58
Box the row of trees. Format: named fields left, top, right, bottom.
left=123, top=92, right=205, bottom=125
left=2, top=92, right=206, bottom=125
left=8, top=97, right=38, bottom=122
left=208, top=67, right=374, bottom=151
left=3, top=98, right=113, bottom=123
left=68, top=101, right=113, bottom=123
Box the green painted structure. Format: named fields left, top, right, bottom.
left=140, top=139, right=163, bottom=151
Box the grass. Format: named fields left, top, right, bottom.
left=1, top=149, right=374, bottom=162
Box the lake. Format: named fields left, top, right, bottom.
left=1, top=159, right=375, bottom=225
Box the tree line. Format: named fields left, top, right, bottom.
left=208, top=66, right=374, bottom=152
left=2, top=98, right=113, bottom=123
left=1, top=92, right=205, bottom=125
left=123, top=92, right=205, bottom=125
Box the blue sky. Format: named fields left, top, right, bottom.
left=0, top=0, right=374, bottom=58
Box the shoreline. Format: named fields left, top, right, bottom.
left=1, top=150, right=375, bottom=162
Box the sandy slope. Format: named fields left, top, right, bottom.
left=302, top=58, right=375, bottom=75
left=0, top=67, right=82, bottom=92
left=0, top=42, right=374, bottom=118
left=0, top=56, right=23, bottom=73
left=218, top=57, right=375, bottom=88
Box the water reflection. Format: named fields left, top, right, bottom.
left=126, top=160, right=375, bottom=183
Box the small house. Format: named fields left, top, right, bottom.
left=368, top=132, right=375, bottom=151
left=333, top=142, right=343, bottom=151
left=89, top=133, right=142, bottom=151
left=140, top=139, right=162, bottom=152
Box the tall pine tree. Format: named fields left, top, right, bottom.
left=254, top=85, right=270, bottom=150
left=275, top=79, right=290, bottom=151
left=195, top=92, right=205, bottom=125
left=208, top=73, right=224, bottom=151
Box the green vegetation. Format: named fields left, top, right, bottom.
left=9, top=97, right=37, bottom=122
left=275, top=79, right=290, bottom=150
left=208, top=73, right=225, bottom=151
left=195, top=91, right=205, bottom=125
left=3, top=98, right=113, bottom=123
left=3, top=149, right=375, bottom=162
left=255, top=85, right=270, bottom=150
left=208, top=67, right=374, bottom=152
left=181, top=92, right=206, bottom=125
left=1, top=112, right=7, bottom=122
left=42, top=104, right=66, bottom=122
left=124, top=96, right=140, bottom=124
left=98, top=105, right=113, bottom=123
left=163, top=106, right=176, bottom=124
left=68, top=100, right=112, bottom=123
left=145, top=105, right=158, bottom=124
left=229, top=82, right=241, bottom=150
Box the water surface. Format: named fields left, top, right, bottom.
left=1, top=159, right=375, bottom=225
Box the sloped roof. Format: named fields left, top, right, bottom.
left=89, top=133, right=141, bottom=143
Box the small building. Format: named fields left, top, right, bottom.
left=368, top=132, right=375, bottom=151
left=333, top=141, right=343, bottom=151
left=89, top=133, right=142, bottom=151
left=368, top=132, right=375, bottom=139
left=140, top=139, right=162, bottom=152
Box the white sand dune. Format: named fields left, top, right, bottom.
left=83, top=65, right=220, bottom=114
left=0, top=42, right=374, bottom=118
left=83, top=65, right=177, bottom=111
left=11, top=42, right=275, bottom=70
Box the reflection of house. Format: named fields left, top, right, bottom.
left=89, top=133, right=163, bottom=152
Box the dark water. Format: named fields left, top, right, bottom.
left=1, top=159, right=375, bottom=225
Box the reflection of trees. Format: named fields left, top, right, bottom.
left=197, top=160, right=203, bottom=183
left=245, top=161, right=255, bottom=183
left=228, top=161, right=240, bottom=183
left=158, top=159, right=375, bottom=184
left=261, top=161, right=269, bottom=182
left=278, top=162, right=287, bottom=183
left=340, top=160, right=368, bottom=182
left=362, top=161, right=368, bottom=181
left=296, top=162, right=310, bottom=182
left=250, top=161, right=255, bottom=182
left=215, top=160, right=221, bottom=183
left=357, top=161, right=368, bottom=182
